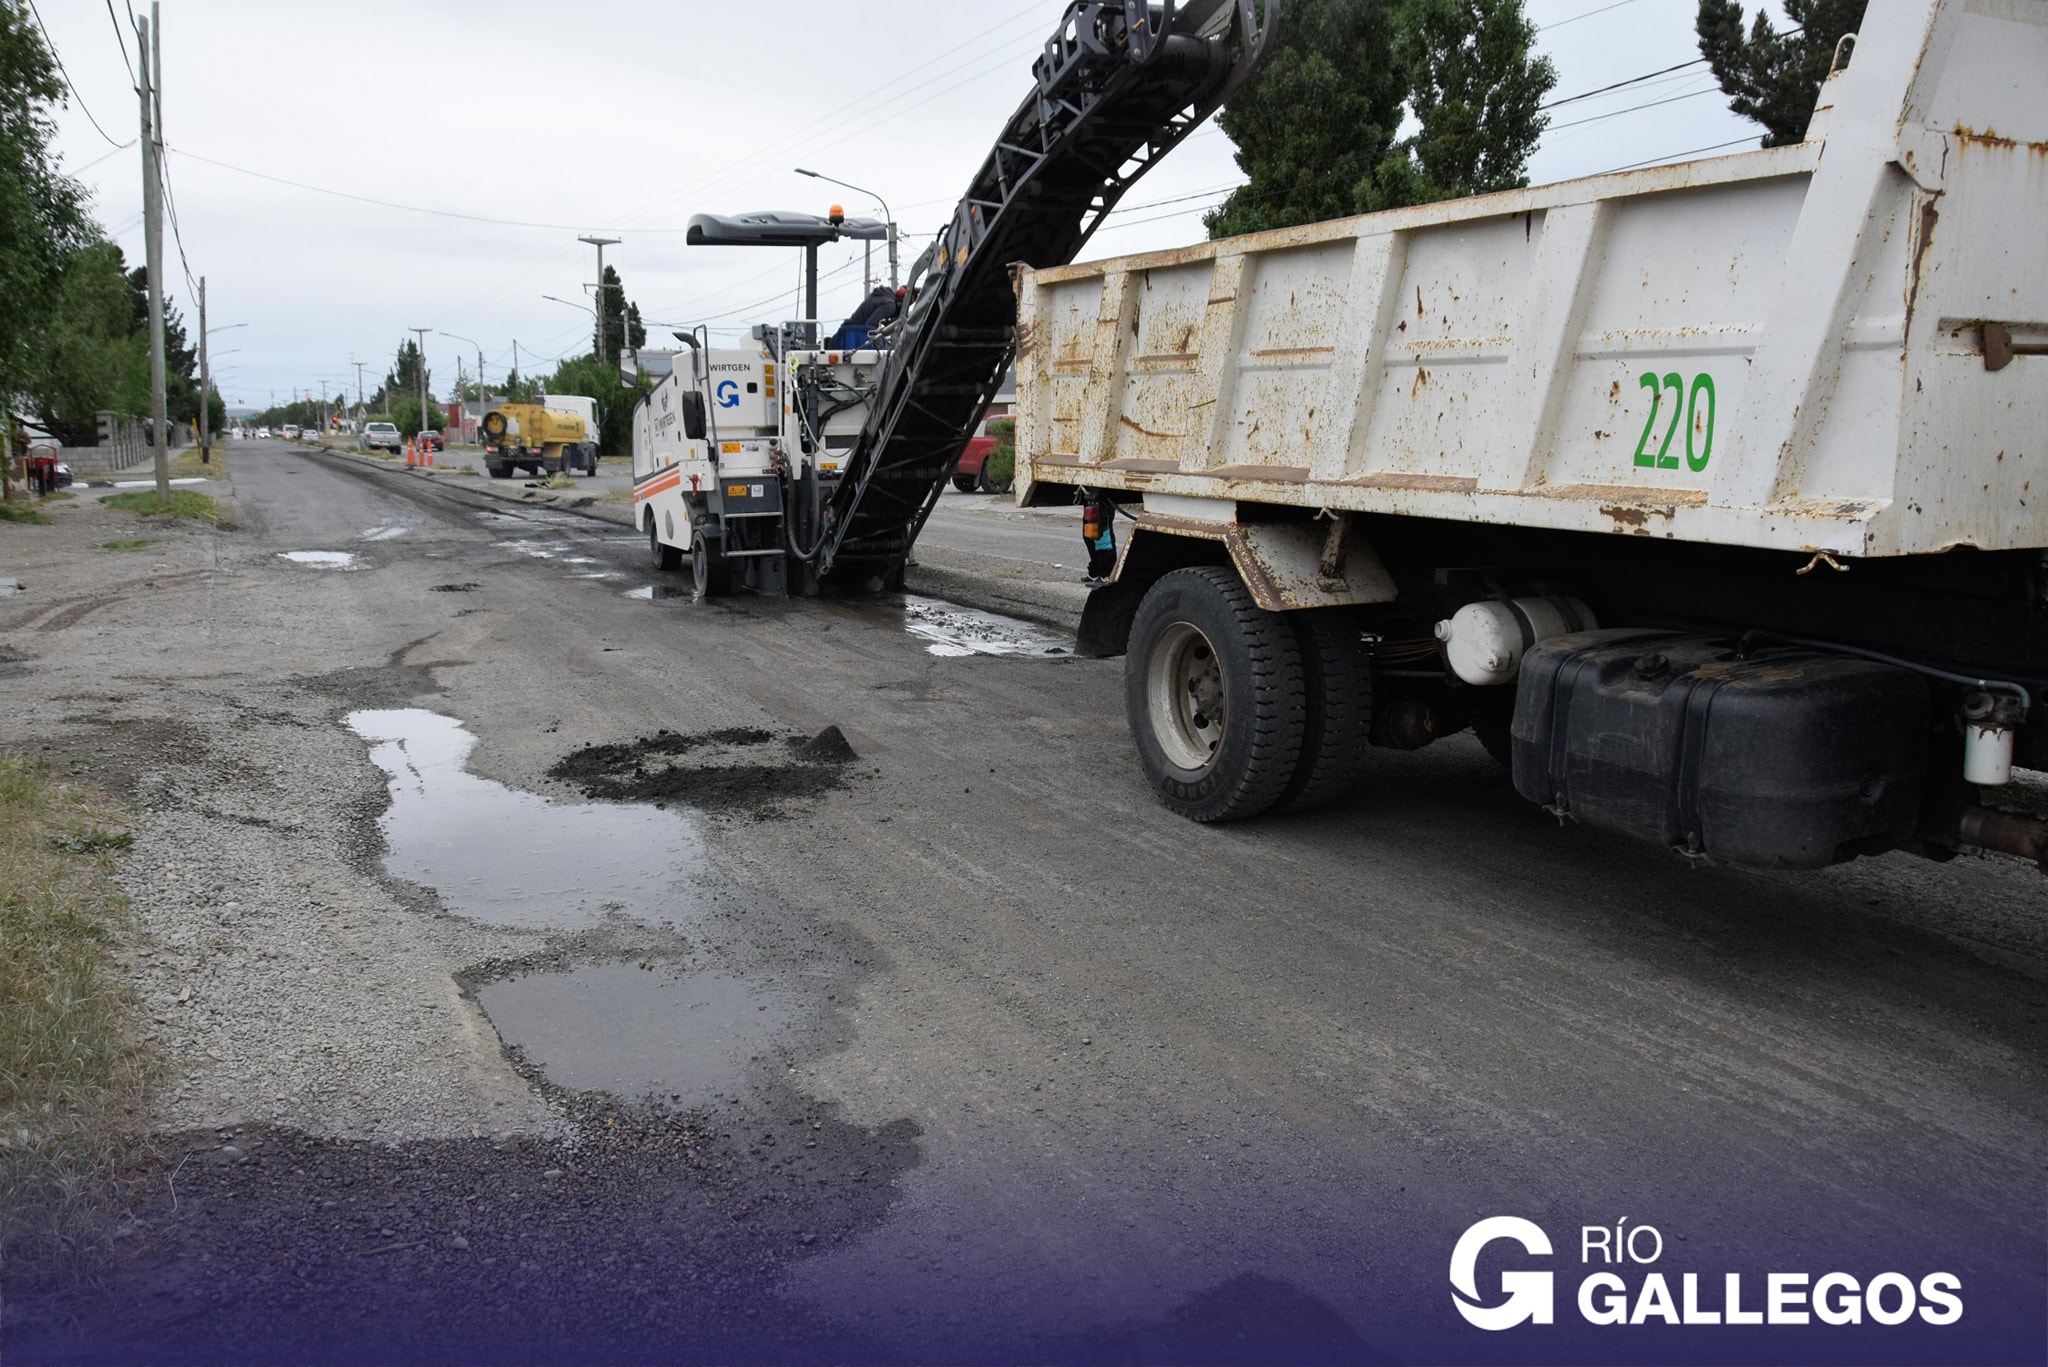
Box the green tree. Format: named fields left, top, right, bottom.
left=1205, top=0, right=1406, bottom=237
left=1696, top=0, right=1867, bottom=147
left=492, top=368, right=540, bottom=405
left=35, top=238, right=141, bottom=441
left=0, top=0, right=90, bottom=414
left=389, top=395, right=443, bottom=438
left=1205, top=0, right=1552, bottom=237
left=542, top=353, right=647, bottom=456
left=120, top=265, right=208, bottom=424
left=1367, top=0, right=1555, bottom=209
left=595, top=264, right=646, bottom=361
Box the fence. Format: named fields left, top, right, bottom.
left=59, top=411, right=191, bottom=477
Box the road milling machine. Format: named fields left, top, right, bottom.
left=632, top=0, right=1280, bottom=597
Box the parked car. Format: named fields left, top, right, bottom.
left=360, top=421, right=402, bottom=453
left=950, top=422, right=1013, bottom=494
left=417, top=429, right=444, bottom=453
left=257, top=426, right=272, bottom=439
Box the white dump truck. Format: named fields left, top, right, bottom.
left=1017, top=0, right=2048, bottom=872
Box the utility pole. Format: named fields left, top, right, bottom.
left=579, top=235, right=620, bottom=368
left=197, top=277, right=211, bottom=465
left=407, top=327, right=431, bottom=437
left=352, top=358, right=367, bottom=422
left=138, top=4, right=170, bottom=507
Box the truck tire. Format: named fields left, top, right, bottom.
left=692, top=527, right=733, bottom=598
left=649, top=519, right=681, bottom=571
left=1469, top=695, right=1514, bottom=769
left=951, top=474, right=977, bottom=493
left=486, top=462, right=513, bottom=480
left=1125, top=567, right=1306, bottom=822
left=1274, top=609, right=1373, bottom=812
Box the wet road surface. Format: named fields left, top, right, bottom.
left=8, top=441, right=2045, bottom=1365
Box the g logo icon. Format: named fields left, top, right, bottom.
left=1450, top=1217, right=1554, bottom=1331
left=715, top=380, right=739, bottom=408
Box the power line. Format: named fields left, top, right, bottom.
left=101, top=0, right=134, bottom=86
left=165, top=147, right=691, bottom=232
left=1545, top=82, right=1721, bottom=133
left=73, top=138, right=136, bottom=175
left=1540, top=0, right=1645, bottom=30
left=1541, top=59, right=1708, bottom=111
left=1600, top=136, right=1759, bottom=175
left=26, top=0, right=123, bottom=146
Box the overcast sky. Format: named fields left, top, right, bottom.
left=33, top=0, right=1787, bottom=410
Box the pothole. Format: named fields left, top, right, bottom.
left=901, top=595, right=1070, bottom=658
left=279, top=551, right=362, bottom=570
left=348, top=709, right=709, bottom=929
left=548, top=726, right=859, bottom=815
left=477, top=962, right=790, bottom=1106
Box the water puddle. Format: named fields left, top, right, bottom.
left=280, top=551, right=362, bottom=570
left=493, top=539, right=575, bottom=560
left=477, top=962, right=788, bottom=1106
left=358, top=525, right=409, bottom=542
left=624, top=584, right=694, bottom=601
left=347, top=709, right=708, bottom=929
left=901, top=595, right=1070, bottom=658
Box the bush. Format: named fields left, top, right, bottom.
left=985, top=417, right=1016, bottom=491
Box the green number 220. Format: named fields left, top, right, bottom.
left=1632, top=371, right=1716, bottom=473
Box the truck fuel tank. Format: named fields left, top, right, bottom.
left=1510, top=631, right=1929, bottom=870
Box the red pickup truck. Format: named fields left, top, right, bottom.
left=951, top=434, right=1013, bottom=494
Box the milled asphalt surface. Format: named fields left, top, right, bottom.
left=1, top=440, right=2044, bottom=1365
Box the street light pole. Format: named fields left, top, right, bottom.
left=796, top=168, right=896, bottom=289
left=407, top=327, right=431, bottom=438
left=438, top=332, right=487, bottom=440
left=578, top=235, right=621, bottom=369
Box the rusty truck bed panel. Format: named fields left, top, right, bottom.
left=1017, top=0, right=2048, bottom=559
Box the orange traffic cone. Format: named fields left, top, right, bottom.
left=406, top=437, right=416, bottom=466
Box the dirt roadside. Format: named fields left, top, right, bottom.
left=0, top=483, right=932, bottom=1363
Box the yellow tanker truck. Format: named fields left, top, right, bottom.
left=480, top=394, right=599, bottom=479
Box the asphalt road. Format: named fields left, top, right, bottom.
left=6, top=440, right=2045, bottom=1365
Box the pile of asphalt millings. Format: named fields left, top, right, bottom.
left=547, top=725, right=859, bottom=815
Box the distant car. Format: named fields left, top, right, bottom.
left=360, top=421, right=402, bottom=453
left=417, top=429, right=444, bottom=453
left=282, top=424, right=302, bottom=440
left=257, top=426, right=272, bottom=438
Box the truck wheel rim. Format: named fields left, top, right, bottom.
left=1148, top=621, right=1225, bottom=772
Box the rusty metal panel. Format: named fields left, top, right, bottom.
left=1018, top=0, right=2048, bottom=559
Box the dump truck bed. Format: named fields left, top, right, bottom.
left=1016, top=0, right=2048, bottom=559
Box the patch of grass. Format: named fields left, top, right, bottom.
left=162, top=447, right=224, bottom=480
left=96, top=539, right=154, bottom=553
left=536, top=473, right=577, bottom=491
left=0, top=756, right=149, bottom=1287
left=101, top=489, right=217, bottom=522
left=0, top=500, right=50, bottom=525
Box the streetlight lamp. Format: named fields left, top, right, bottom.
left=439, top=330, right=488, bottom=441
left=578, top=235, right=621, bottom=369
left=796, top=167, right=897, bottom=290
